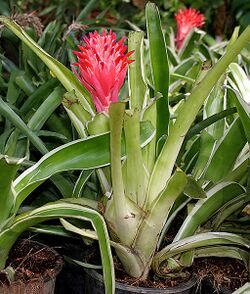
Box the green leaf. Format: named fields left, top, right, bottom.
left=212, top=193, right=250, bottom=229
left=185, top=108, right=237, bottom=141
left=203, top=76, right=226, bottom=140
left=0, top=16, right=95, bottom=121
left=229, top=63, right=250, bottom=142
left=0, top=98, right=48, bottom=154
left=192, top=131, right=215, bottom=180
left=152, top=232, right=249, bottom=276
left=123, top=109, right=148, bottom=206
left=72, top=170, right=94, bottom=198
left=14, top=120, right=155, bottom=210
left=135, top=169, right=187, bottom=260
left=147, top=26, right=250, bottom=204
left=20, top=78, right=59, bottom=115
left=6, top=70, right=21, bottom=104
left=184, top=175, right=206, bottom=199
left=28, top=85, right=65, bottom=131
left=178, top=29, right=206, bottom=60
left=128, top=31, right=148, bottom=110
left=232, top=283, right=250, bottom=294
left=146, top=2, right=170, bottom=141
left=204, top=117, right=247, bottom=182
left=0, top=156, right=24, bottom=226
left=0, top=201, right=115, bottom=294
left=174, top=182, right=246, bottom=241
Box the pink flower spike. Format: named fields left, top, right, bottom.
left=175, top=8, right=205, bottom=49
left=72, top=30, right=134, bottom=113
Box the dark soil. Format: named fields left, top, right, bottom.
left=0, top=239, right=63, bottom=286
left=193, top=257, right=250, bottom=293
left=86, top=246, right=192, bottom=289
left=115, top=259, right=191, bottom=288
left=31, top=234, right=87, bottom=294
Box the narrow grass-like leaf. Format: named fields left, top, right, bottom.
left=20, top=79, right=59, bottom=115
left=0, top=98, right=48, bottom=154
left=0, top=17, right=95, bottom=120
left=28, top=86, right=65, bottom=131
left=72, top=170, right=94, bottom=198
left=186, top=108, right=237, bottom=141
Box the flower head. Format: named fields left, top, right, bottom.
left=72, top=30, right=134, bottom=112
left=175, top=8, right=205, bottom=49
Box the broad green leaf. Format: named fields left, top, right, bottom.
left=14, top=120, right=155, bottom=209
left=194, top=246, right=249, bottom=269
left=174, top=182, right=245, bottom=241
left=204, top=117, right=247, bottom=182
left=152, top=232, right=249, bottom=275
left=29, top=224, right=75, bottom=238
left=212, top=193, right=250, bottom=229
left=192, top=131, right=215, bottom=180
left=182, top=136, right=200, bottom=173
left=87, top=113, right=110, bottom=135
left=0, top=201, right=115, bottom=294
left=60, top=216, right=145, bottom=279
left=172, top=57, right=196, bottom=77
left=108, top=103, right=144, bottom=247
left=146, top=2, right=170, bottom=141
left=204, top=76, right=226, bottom=140
left=15, top=73, right=36, bottom=96
left=62, top=91, right=88, bottom=138
left=147, top=26, right=250, bottom=204
left=141, top=98, right=156, bottom=175
left=6, top=70, right=21, bottom=104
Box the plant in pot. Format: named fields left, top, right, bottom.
left=0, top=151, right=115, bottom=293
left=0, top=2, right=249, bottom=294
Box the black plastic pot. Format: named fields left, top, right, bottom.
left=84, top=269, right=197, bottom=294
left=197, top=279, right=230, bottom=294
left=0, top=240, right=63, bottom=294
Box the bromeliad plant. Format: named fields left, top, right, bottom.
left=0, top=2, right=249, bottom=291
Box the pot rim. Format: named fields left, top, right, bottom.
left=85, top=268, right=197, bottom=293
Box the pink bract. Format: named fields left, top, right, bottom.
left=175, top=8, right=205, bottom=49
left=72, top=30, right=134, bottom=113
